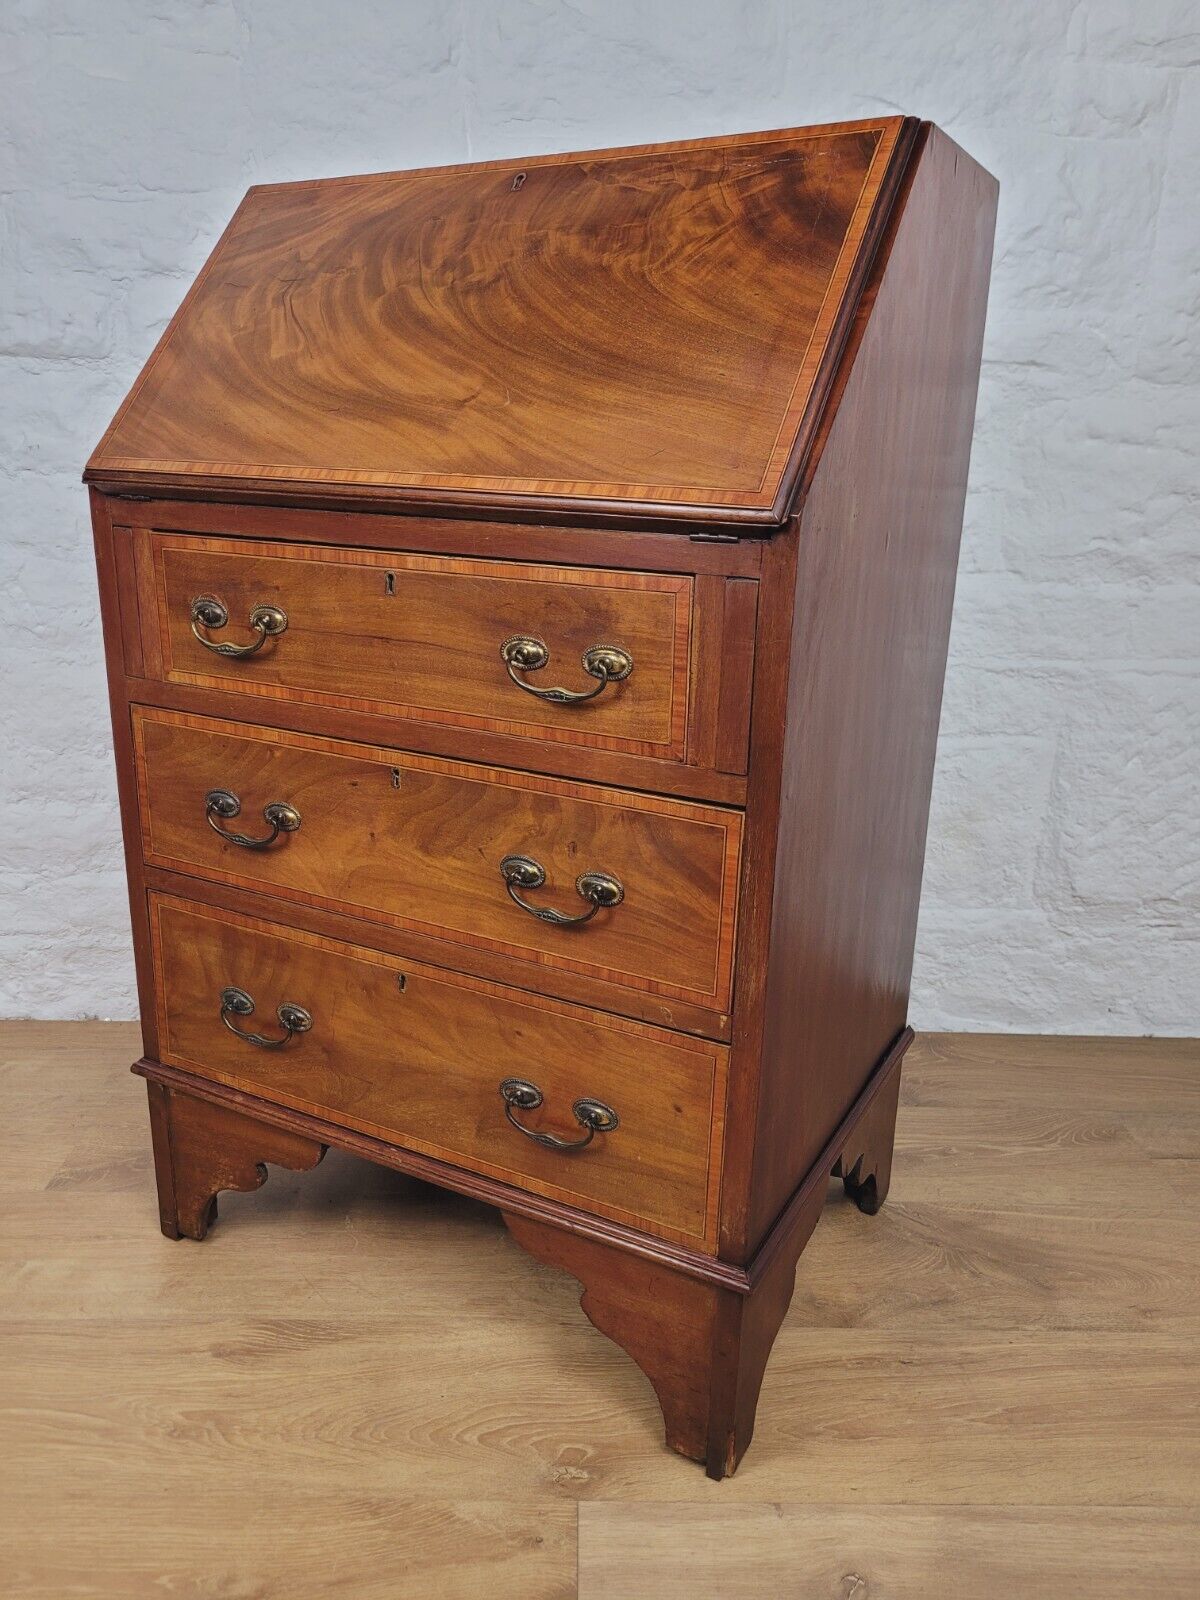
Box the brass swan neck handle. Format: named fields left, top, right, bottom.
left=500, top=635, right=632, bottom=704
left=191, top=594, right=288, bottom=658
left=499, top=1078, right=619, bottom=1151
left=205, top=789, right=301, bottom=850
left=219, top=986, right=312, bottom=1049
left=499, top=854, right=624, bottom=926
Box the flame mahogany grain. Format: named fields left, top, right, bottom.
left=149, top=893, right=729, bottom=1251
left=86, top=120, right=913, bottom=526
left=132, top=705, right=743, bottom=1014
left=150, top=534, right=696, bottom=761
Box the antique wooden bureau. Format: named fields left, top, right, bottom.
left=86, top=118, right=996, bottom=1477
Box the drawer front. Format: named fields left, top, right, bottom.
left=150, top=895, right=727, bottom=1249
left=148, top=533, right=693, bottom=760
left=134, top=708, right=741, bottom=1011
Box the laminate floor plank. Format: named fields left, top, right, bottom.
left=578, top=1505, right=1200, bottom=1599
left=2, top=1022, right=1196, bottom=1596
left=6, top=1483, right=575, bottom=1600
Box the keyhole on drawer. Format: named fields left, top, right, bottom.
left=384, top=571, right=395, bottom=596
left=396, top=973, right=407, bottom=993
left=390, top=767, right=401, bottom=789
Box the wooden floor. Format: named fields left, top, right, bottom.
left=2, top=1025, right=1197, bottom=1597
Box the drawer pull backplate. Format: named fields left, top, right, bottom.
left=219, top=985, right=312, bottom=1049
left=499, top=1077, right=619, bottom=1151
left=205, top=789, right=301, bottom=850
left=499, top=854, right=624, bottom=926
left=190, top=594, right=288, bottom=658
left=500, top=635, right=632, bottom=704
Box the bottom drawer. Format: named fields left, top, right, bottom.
left=149, top=894, right=727, bottom=1250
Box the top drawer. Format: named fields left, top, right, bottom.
left=144, top=533, right=698, bottom=762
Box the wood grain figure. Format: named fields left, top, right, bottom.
left=150, top=534, right=696, bottom=760
left=149, top=893, right=729, bottom=1251
left=86, top=120, right=914, bottom=525
left=132, top=705, right=742, bottom=1012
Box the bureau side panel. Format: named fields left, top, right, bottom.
left=744, top=126, right=999, bottom=1249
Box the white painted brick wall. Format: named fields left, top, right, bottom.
left=1, top=0, right=1196, bottom=1031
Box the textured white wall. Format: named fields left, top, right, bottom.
left=0, top=1, right=1196, bottom=1030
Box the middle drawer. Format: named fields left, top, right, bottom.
left=133, top=707, right=742, bottom=1013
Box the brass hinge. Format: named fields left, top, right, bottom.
left=688, top=531, right=740, bottom=544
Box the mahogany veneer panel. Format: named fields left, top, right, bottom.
left=133, top=706, right=742, bottom=1012
left=148, top=533, right=694, bottom=760
left=86, top=120, right=912, bottom=525
left=150, top=893, right=727, bottom=1250
left=742, top=124, right=1000, bottom=1249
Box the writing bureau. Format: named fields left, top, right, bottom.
left=86, top=117, right=997, bottom=1478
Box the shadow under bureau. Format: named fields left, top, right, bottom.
left=86, top=117, right=997, bottom=1477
